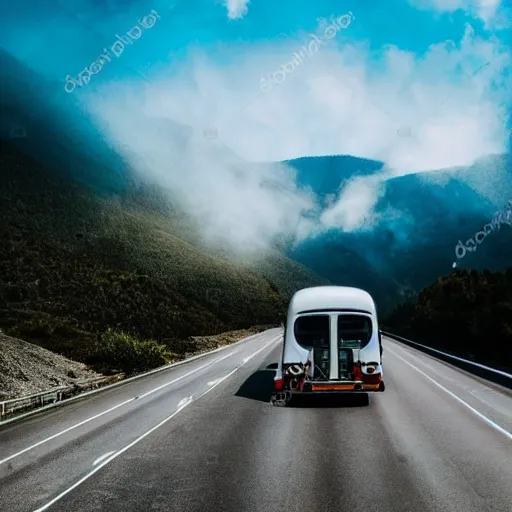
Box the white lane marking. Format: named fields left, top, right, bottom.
left=0, top=331, right=276, bottom=429
left=177, top=396, right=193, bottom=408
left=242, top=335, right=281, bottom=364
left=92, top=451, right=116, bottom=466
left=0, top=350, right=234, bottom=466
left=387, top=348, right=512, bottom=442
left=32, top=398, right=194, bottom=512
left=201, top=335, right=281, bottom=397
left=383, top=334, right=512, bottom=379
left=0, top=398, right=136, bottom=466
left=388, top=342, right=457, bottom=383
left=207, top=336, right=280, bottom=388
left=205, top=369, right=239, bottom=394
left=136, top=352, right=233, bottom=401
left=32, top=335, right=282, bottom=512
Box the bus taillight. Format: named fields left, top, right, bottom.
left=274, top=378, right=284, bottom=391
left=362, top=372, right=381, bottom=385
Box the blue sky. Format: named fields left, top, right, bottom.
left=2, top=0, right=510, bottom=165
left=1, top=0, right=511, bottom=245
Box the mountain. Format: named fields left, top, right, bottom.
left=0, top=47, right=329, bottom=369
left=284, top=153, right=512, bottom=303
left=0, top=140, right=329, bottom=369
left=283, top=154, right=385, bottom=204
left=289, top=234, right=405, bottom=315
left=376, top=157, right=512, bottom=287
left=2, top=45, right=510, bottom=339
left=383, top=267, right=512, bottom=372
left=0, top=49, right=127, bottom=194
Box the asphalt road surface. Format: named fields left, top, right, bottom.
left=0, top=329, right=511, bottom=512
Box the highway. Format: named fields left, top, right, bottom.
left=0, top=329, right=511, bottom=512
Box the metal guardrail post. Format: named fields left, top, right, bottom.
left=0, top=329, right=269, bottom=424
left=0, top=377, right=115, bottom=421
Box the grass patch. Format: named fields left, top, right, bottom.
left=86, top=329, right=175, bottom=376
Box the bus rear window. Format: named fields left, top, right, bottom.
left=294, top=315, right=330, bottom=349
left=337, top=314, right=372, bottom=349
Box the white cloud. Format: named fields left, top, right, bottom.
left=476, top=0, right=502, bottom=21
left=224, top=0, right=250, bottom=20
left=408, top=0, right=503, bottom=24
left=82, top=14, right=511, bottom=242
left=85, top=82, right=315, bottom=255
left=320, top=175, right=385, bottom=231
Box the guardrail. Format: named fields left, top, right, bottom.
left=0, top=375, right=123, bottom=421
left=382, top=331, right=512, bottom=389
left=0, top=329, right=276, bottom=426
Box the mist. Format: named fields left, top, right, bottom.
left=1, top=0, right=510, bottom=251
left=87, top=12, right=510, bottom=239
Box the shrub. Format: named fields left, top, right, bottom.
left=88, top=328, right=173, bottom=375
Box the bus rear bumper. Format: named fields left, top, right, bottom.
left=271, top=382, right=384, bottom=406
left=293, top=381, right=385, bottom=393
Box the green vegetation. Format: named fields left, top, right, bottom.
left=0, top=142, right=325, bottom=374
left=383, top=268, right=512, bottom=371
left=87, top=329, right=174, bottom=376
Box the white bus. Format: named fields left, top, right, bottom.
left=272, top=286, right=385, bottom=406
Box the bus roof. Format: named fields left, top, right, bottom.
left=288, top=286, right=377, bottom=316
